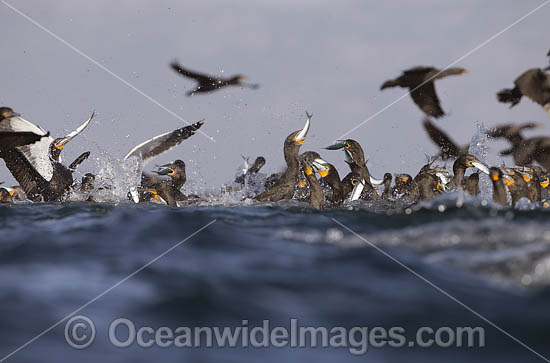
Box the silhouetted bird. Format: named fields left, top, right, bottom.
left=497, top=58, right=550, bottom=118
left=381, top=66, right=467, bottom=118
left=170, top=61, right=259, bottom=96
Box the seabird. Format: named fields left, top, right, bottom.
left=423, top=118, right=468, bottom=159
left=486, top=123, right=550, bottom=169
left=170, top=61, right=259, bottom=96
left=449, top=154, right=489, bottom=195
left=489, top=167, right=508, bottom=206
left=0, top=108, right=94, bottom=201
left=255, top=112, right=311, bottom=202
left=325, top=139, right=382, bottom=199
left=310, top=157, right=344, bottom=205
left=381, top=173, right=393, bottom=199
left=392, top=174, right=420, bottom=204
left=234, top=156, right=266, bottom=185
left=501, top=167, right=529, bottom=206
left=301, top=158, right=323, bottom=210
left=380, top=66, right=467, bottom=118
left=124, top=121, right=204, bottom=206
left=497, top=62, right=550, bottom=119
left=0, top=188, right=13, bottom=203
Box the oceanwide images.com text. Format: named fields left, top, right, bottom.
left=65, top=316, right=486, bottom=355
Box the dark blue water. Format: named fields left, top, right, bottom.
left=1, top=198, right=550, bottom=362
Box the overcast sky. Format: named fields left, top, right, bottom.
left=1, top=0, right=549, bottom=191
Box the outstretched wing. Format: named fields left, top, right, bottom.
left=410, top=82, right=445, bottom=118
left=422, top=118, right=460, bottom=158
left=170, top=61, right=215, bottom=83
left=124, top=121, right=204, bottom=165
left=0, top=131, right=48, bottom=150
left=2, top=116, right=54, bottom=181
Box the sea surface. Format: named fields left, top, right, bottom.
left=1, top=195, right=550, bottom=363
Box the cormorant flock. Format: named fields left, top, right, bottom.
left=1, top=50, right=550, bottom=210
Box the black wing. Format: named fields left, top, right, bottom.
left=410, top=82, right=445, bottom=118
left=170, top=61, right=216, bottom=83
left=0, top=131, right=48, bottom=150
left=69, top=151, right=91, bottom=171
left=422, top=119, right=460, bottom=158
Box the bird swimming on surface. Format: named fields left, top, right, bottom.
left=486, top=123, right=550, bottom=169
left=0, top=188, right=13, bottom=203
left=301, top=158, right=323, bottom=210
left=380, top=66, right=468, bottom=118
left=423, top=118, right=468, bottom=159
left=235, top=156, right=266, bottom=185
left=325, top=138, right=382, bottom=200
left=414, top=161, right=444, bottom=199
left=310, top=158, right=345, bottom=205
left=392, top=174, right=420, bottom=204
left=449, top=154, right=489, bottom=196
left=497, top=57, right=550, bottom=118
left=255, top=112, right=311, bottom=202
left=489, top=167, right=508, bottom=206
left=0, top=107, right=94, bottom=202
left=500, top=167, right=529, bottom=206
left=170, top=61, right=259, bottom=96
left=381, top=173, right=392, bottom=199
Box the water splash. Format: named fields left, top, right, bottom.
left=468, top=122, right=492, bottom=198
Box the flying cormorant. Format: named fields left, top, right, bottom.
left=380, top=66, right=467, bottom=118
left=497, top=64, right=550, bottom=119
left=170, top=61, right=259, bottom=96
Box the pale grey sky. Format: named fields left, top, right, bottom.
left=1, top=0, right=549, bottom=191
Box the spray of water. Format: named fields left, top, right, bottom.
left=468, top=122, right=492, bottom=198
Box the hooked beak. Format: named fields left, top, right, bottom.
left=540, top=177, right=550, bottom=188
left=303, top=161, right=314, bottom=176
left=471, top=160, right=490, bottom=175
left=295, top=111, right=311, bottom=144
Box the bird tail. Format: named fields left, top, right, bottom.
left=380, top=79, right=399, bottom=90
left=497, top=87, right=522, bottom=107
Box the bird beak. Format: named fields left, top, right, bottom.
left=461, top=70, right=468, bottom=75
left=349, top=179, right=365, bottom=201
left=312, top=158, right=329, bottom=178
left=3, top=187, right=15, bottom=196
left=490, top=173, right=500, bottom=182
left=303, top=161, right=314, bottom=176
left=400, top=176, right=409, bottom=183
left=325, top=140, right=347, bottom=150
left=540, top=177, right=549, bottom=188
left=129, top=187, right=140, bottom=203
left=295, top=111, right=312, bottom=144
left=471, top=160, right=490, bottom=174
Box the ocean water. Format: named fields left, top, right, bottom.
left=1, top=196, right=550, bottom=363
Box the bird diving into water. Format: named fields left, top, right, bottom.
left=170, top=61, right=259, bottom=96
left=380, top=66, right=468, bottom=118
left=0, top=107, right=94, bottom=202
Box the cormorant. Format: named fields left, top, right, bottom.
left=501, top=167, right=529, bottom=206
left=489, top=167, right=507, bottom=206
left=463, top=172, right=480, bottom=196
left=487, top=123, right=550, bottom=169
left=125, top=121, right=204, bottom=206
left=423, top=118, right=468, bottom=159
left=380, top=66, right=467, bottom=118
left=497, top=65, right=550, bottom=118
left=235, top=156, right=266, bottom=185
left=0, top=108, right=94, bottom=201
left=302, top=159, right=323, bottom=210
left=325, top=139, right=382, bottom=199
left=310, top=158, right=344, bottom=205
left=255, top=112, right=311, bottom=202
left=381, top=173, right=392, bottom=199
left=514, top=166, right=541, bottom=202
left=392, top=174, right=420, bottom=204
left=450, top=154, right=489, bottom=195
left=170, top=61, right=259, bottom=96
left=0, top=188, right=13, bottom=203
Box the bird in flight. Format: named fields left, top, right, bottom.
left=170, top=61, right=259, bottom=96
left=380, top=66, right=468, bottom=118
